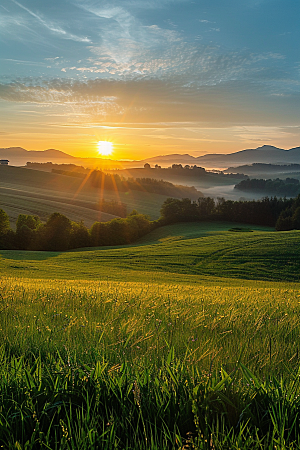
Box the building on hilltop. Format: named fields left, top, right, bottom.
left=0, top=160, right=9, bottom=165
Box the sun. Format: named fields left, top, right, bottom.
left=97, top=141, right=113, bottom=156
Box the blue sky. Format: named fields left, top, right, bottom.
left=0, top=0, right=299, bottom=159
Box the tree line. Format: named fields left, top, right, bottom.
left=275, top=195, right=300, bottom=231
left=98, top=199, right=127, bottom=218
left=160, top=195, right=300, bottom=230
left=90, top=170, right=201, bottom=199
left=1, top=195, right=299, bottom=251
left=144, top=163, right=246, bottom=180
left=235, top=177, right=300, bottom=197
left=0, top=210, right=155, bottom=251
left=226, top=163, right=300, bottom=174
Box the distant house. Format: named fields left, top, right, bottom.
left=0, top=160, right=9, bottom=165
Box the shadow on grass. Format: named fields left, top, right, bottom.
left=0, top=249, right=63, bottom=261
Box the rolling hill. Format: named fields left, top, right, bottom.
left=1, top=223, right=299, bottom=448
left=0, top=165, right=186, bottom=226
left=0, top=222, right=299, bottom=283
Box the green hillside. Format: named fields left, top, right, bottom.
left=0, top=222, right=298, bottom=283
left=136, top=221, right=274, bottom=244
left=1, top=222, right=300, bottom=447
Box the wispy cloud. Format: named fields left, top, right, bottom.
left=1, top=58, right=47, bottom=66
left=6, top=0, right=91, bottom=42
left=0, top=76, right=298, bottom=129
left=231, top=126, right=299, bottom=142
left=199, top=20, right=215, bottom=24
left=2, top=0, right=294, bottom=91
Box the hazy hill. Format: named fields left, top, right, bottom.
left=108, top=166, right=246, bottom=190
left=142, top=153, right=199, bottom=165
left=194, top=145, right=300, bottom=168
left=0, top=147, right=139, bottom=168
left=2, top=144, right=300, bottom=169
left=144, top=145, right=300, bottom=168
left=223, top=163, right=300, bottom=182
left=0, top=147, right=77, bottom=164
left=224, top=163, right=300, bottom=174
left=0, top=165, right=187, bottom=226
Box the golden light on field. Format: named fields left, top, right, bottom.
left=97, top=141, right=113, bottom=157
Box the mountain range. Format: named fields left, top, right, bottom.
left=144, top=145, right=300, bottom=168
left=1, top=145, right=300, bottom=169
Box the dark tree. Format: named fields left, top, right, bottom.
left=0, top=209, right=14, bottom=249
left=69, top=221, right=90, bottom=249
left=37, top=213, right=72, bottom=251
left=160, top=198, right=198, bottom=223
left=0, top=209, right=10, bottom=235
left=16, top=214, right=40, bottom=232
left=15, top=214, right=40, bottom=250
left=90, top=222, right=109, bottom=247
left=197, top=197, right=215, bottom=219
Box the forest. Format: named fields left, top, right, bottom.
left=225, top=162, right=300, bottom=174
left=144, top=163, right=247, bottom=179
left=235, top=177, right=300, bottom=196
left=160, top=195, right=300, bottom=231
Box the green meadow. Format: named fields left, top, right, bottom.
left=0, top=222, right=300, bottom=448
left=0, top=222, right=298, bottom=282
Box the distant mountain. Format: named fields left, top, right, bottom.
left=1, top=144, right=300, bottom=169
left=141, top=145, right=300, bottom=168
left=0, top=147, right=139, bottom=168
left=196, top=146, right=300, bottom=168
left=0, top=147, right=77, bottom=164
left=142, top=153, right=199, bottom=165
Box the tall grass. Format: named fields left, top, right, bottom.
left=1, top=277, right=300, bottom=447
left=1, top=277, right=300, bottom=375
left=2, top=349, right=300, bottom=449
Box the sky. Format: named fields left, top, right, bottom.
left=0, top=0, right=300, bottom=160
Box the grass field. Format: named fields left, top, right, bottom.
left=0, top=222, right=298, bottom=282
left=1, top=223, right=300, bottom=448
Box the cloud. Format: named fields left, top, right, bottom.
left=0, top=79, right=127, bottom=119
left=40, top=3, right=287, bottom=88
left=71, top=3, right=182, bottom=71
left=0, top=76, right=298, bottom=129
left=2, top=0, right=295, bottom=95
left=0, top=13, right=40, bottom=42
left=2, top=0, right=91, bottom=43
left=59, top=26, right=287, bottom=89
left=0, top=1, right=298, bottom=132
left=1, top=58, right=47, bottom=67
left=231, top=126, right=299, bottom=142
left=72, top=0, right=190, bottom=11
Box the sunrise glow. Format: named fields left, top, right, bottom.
left=97, top=141, right=113, bottom=157
left=0, top=0, right=299, bottom=159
